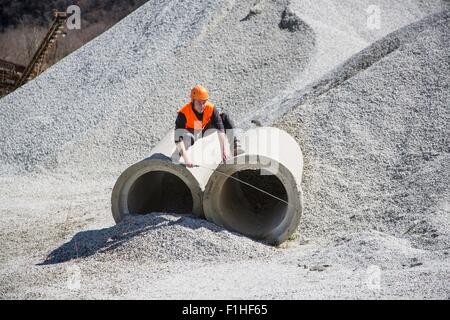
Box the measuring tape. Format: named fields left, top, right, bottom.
left=180, top=162, right=291, bottom=207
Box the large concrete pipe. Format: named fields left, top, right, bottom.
left=203, top=127, right=303, bottom=244
left=111, top=129, right=224, bottom=223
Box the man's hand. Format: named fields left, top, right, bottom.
left=176, top=141, right=194, bottom=168
left=184, top=160, right=194, bottom=168
left=182, top=151, right=194, bottom=168
left=222, top=148, right=230, bottom=163
left=218, top=131, right=231, bottom=163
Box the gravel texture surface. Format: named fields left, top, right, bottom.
left=0, top=0, right=449, bottom=299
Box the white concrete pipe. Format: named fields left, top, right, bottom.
left=111, top=129, right=224, bottom=223
left=203, top=127, right=303, bottom=244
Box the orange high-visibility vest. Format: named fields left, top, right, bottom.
left=178, top=101, right=215, bottom=130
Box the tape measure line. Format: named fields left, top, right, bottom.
left=196, top=164, right=291, bottom=207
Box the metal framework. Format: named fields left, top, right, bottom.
left=14, top=10, right=68, bottom=89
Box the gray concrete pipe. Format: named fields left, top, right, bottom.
left=111, top=129, right=223, bottom=223
left=111, top=126, right=303, bottom=245
left=202, top=127, right=303, bottom=244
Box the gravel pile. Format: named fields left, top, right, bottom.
left=41, top=213, right=275, bottom=264
left=0, top=0, right=315, bottom=178
left=0, top=0, right=442, bottom=179
left=289, top=230, right=442, bottom=270
left=276, top=10, right=450, bottom=250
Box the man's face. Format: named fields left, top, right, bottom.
left=193, top=99, right=207, bottom=113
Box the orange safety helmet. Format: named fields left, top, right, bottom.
left=191, top=84, right=209, bottom=100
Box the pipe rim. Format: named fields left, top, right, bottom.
left=203, top=154, right=302, bottom=244
left=111, top=159, right=204, bottom=223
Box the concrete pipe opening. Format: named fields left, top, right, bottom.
left=219, top=169, right=288, bottom=235
left=127, top=170, right=193, bottom=215
left=111, top=159, right=203, bottom=223
left=203, top=155, right=302, bottom=244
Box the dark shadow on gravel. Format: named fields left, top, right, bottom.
left=38, top=213, right=239, bottom=265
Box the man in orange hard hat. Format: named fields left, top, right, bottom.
left=175, top=84, right=238, bottom=168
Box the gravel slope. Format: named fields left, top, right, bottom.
left=0, top=0, right=443, bottom=178
left=275, top=10, right=450, bottom=252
